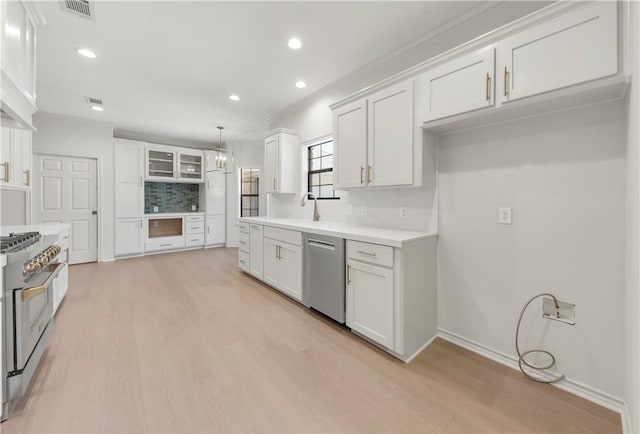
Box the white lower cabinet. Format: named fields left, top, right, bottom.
left=347, top=254, right=394, bottom=349
left=263, top=237, right=302, bottom=302
left=115, top=218, right=145, bottom=257
left=145, top=236, right=185, bottom=252
left=206, top=215, right=225, bottom=246
left=249, top=224, right=263, bottom=279
left=53, top=263, right=69, bottom=314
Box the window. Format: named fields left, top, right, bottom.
left=308, top=139, right=338, bottom=199
left=240, top=168, right=259, bottom=217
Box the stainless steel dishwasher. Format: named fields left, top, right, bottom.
left=303, top=233, right=345, bottom=323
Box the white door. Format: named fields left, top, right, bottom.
left=206, top=214, right=225, bottom=245
left=115, top=218, right=144, bottom=257
left=277, top=242, right=302, bottom=301
left=206, top=171, right=225, bottom=214
left=333, top=99, right=368, bottom=189
left=33, top=154, right=98, bottom=264
left=249, top=224, right=263, bottom=279
left=424, top=45, right=495, bottom=122
left=264, top=135, right=279, bottom=193
left=367, top=81, right=414, bottom=187
left=497, top=1, right=617, bottom=103
left=262, top=238, right=279, bottom=288
left=346, top=260, right=394, bottom=349
left=114, top=141, right=143, bottom=218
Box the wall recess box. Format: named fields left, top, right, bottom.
left=543, top=298, right=575, bottom=325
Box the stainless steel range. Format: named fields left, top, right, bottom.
left=1, top=232, right=63, bottom=420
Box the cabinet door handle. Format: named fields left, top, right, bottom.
left=3, top=162, right=9, bottom=183
left=485, top=73, right=491, bottom=101
left=367, top=165, right=372, bottom=183
left=503, top=66, right=509, bottom=96
left=273, top=178, right=277, bottom=190
left=347, top=264, right=351, bottom=285
left=140, top=176, right=143, bottom=187
left=24, top=169, right=30, bottom=186
left=239, top=259, right=246, bottom=264
left=360, top=166, right=364, bottom=184
left=139, top=220, right=142, bottom=228
left=357, top=250, right=376, bottom=257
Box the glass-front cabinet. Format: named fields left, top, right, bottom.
left=146, top=147, right=176, bottom=180
left=178, top=151, right=204, bottom=182
left=145, top=145, right=205, bottom=183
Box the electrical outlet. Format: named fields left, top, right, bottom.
left=360, top=205, right=368, bottom=216
left=499, top=207, right=512, bottom=225
left=153, top=206, right=159, bottom=213
left=192, top=205, right=196, bottom=211
left=345, top=204, right=354, bottom=216
left=542, top=297, right=575, bottom=325
left=400, top=207, right=408, bottom=218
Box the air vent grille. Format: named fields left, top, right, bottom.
left=61, top=0, right=93, bottom=18
left=85, top=97, right=102, bottom=105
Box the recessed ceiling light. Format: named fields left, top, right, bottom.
left=288, top=38, right=302, bottom=50
left=295, top=81, right=306, bottom=88
left=229, top=94, right=240, bottom=101
left=76, top=48, right=96, bottom=59
left=91, top=105, right=103, bottom=112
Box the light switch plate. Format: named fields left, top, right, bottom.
left=499, top=207, right=512, bottom=224
left=360, top=205, right=368, bottom=216
left=345, top=204, right=354, bottom=215
left=192, top=205, right=196, bottom=211
left=543, top=297, right=575, bottom=325
left=153, top=206, right=159, bottom=213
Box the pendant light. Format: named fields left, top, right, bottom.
left=215, top=126, right=227, bottom=171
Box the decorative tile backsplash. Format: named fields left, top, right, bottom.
left=145, top=182, right=200, bottom=214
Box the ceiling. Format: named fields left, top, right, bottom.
left=37, top=1, right=502, bottom=147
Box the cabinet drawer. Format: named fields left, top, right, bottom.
left=186, top=222, right=204, bottom=234
left=146, top=236, right=185, bottom=252
left=238, top=250, right=250, bottom=272
left=238, top=221, right=250, bottom=234
left=347, top=240, right=393, bottom=268
left=239, top=232, right=250, bottom=252
left=186, top=215, right=204, bottom=222
left=263, top=226, right=302, bottom=246
left=186, top=233, right=204, bottom=247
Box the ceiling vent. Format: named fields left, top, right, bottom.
left=60, top=0, right=93, bottom=19
left=85, top=97, right=102, bottom=105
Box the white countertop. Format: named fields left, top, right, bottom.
left=145, top=212, right=205, bottom=218
left=2, top=223, right=70, bottom=238
left=239, top=217, right=436, bottom=248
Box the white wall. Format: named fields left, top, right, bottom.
left=438, top=101, right=627, bottom=400
left=225, top=140, right=264, bottom=246
left=625, top=0, right=640, bottom=431
left=32, top=112, right=115, bottom=260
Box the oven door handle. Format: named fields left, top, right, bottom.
left=21, top=263, right=64, bottom=302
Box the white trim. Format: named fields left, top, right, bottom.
left=402, top=334, right=438, bottom=364
left=437, top=328, right=628, bottom=426
left=225, top=242, right=239, bottom=248
left=100, top=257, right=115, bottom=263
left=621, top=401, right=633, bottom=434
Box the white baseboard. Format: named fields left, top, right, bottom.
left=403, top=334, right=438, bottom=363
left=226, top=242, right=239, bottom=248
left=437, top=328, right=630, bottom=431
left=100, top=257, right=114, bottom=262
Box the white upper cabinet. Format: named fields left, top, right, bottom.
left=0, top=0, right=42, bottom=128
left=146, top=146, right=176, bottom=181
left=1, top=127, right=32, bottom=190
left=333, top=99, right=368, bottom=189
left=114, top=139, right=144, bottom=218
left=205, top=171, right=225, bottom=215
left=178, top=149, right=204, bottom=182
left=497, top=1, right=617, bottom=104
left=264, top=129, right=298, bottom=194
left=333, top=79, right=417, bottom=190
left=423, top=46, right=495, bottom=122
left=367, top=81, right=414, bottom=187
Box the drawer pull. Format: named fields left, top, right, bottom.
left=347, top=264, right=351, bottom=284
left=190, top=238, right=199, bottom=242
left=251, top=225, right=261, bottom=230
left=24, top=169, right=30, bottom=186
left=239, top=259, right=246, bottom=264
left=360, top=166, right=364, bottom=184
left=485, top=73, right=491, bottom=101
left=160, top=243, right=172, bottom=247
left=239, top=241, right=246, bottom=245
left=357, top=250, right=376, bottom=257
left=2, top=162, right=9, bottom=183
left=504, top=66, right=509, bottom=96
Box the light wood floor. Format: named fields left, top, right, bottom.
left=2, top=248, right=621, bottom=433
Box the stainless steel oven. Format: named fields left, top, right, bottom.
left=1, top=233, right=61, bottom=420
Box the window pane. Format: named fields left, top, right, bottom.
left=311, top=186, right=320, bottom=197
left=321, top=141, right=333, bottom=156
left=242, top=182, right=252, bottom=194
left=320, top=185, right=334, bottom=198
left=250, top=181, right=258, bottom=195
left=310, top=145, right=321, bottom=159
left=242, top=197, right=251, bottom=208
left=310, top=158, right=321, bottom=171
left=309, top=173, right=320, bottom=187
left=321, top=155, right=333, bottom=169
left=319, top=171, right=333, bottom=185
left=250, top=196, right=258, bottom=209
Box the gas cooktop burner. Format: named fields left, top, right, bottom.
left=0, top=232, right=41, bottom=254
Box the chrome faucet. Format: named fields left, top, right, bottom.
left=300, top=192, right=320, bottom=221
